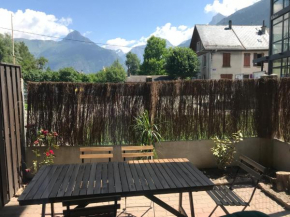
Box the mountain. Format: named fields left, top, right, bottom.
left=217, top=0, right=270, bottom=27
left=130, top=39, right=174, bottom=62
left=16, top=31, right=121, bottom=73
left=209, top=13, right=226, bottom=25
left=178, top=39, right=191, bottom=48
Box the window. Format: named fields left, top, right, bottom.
left=244, top=53, right=251, bottom=67
left=203, top=55, right=206, bottom=67
left=273, top=0, right=283, bottom=14
left=254, top=53, right=264, bottom=66
left=223, top=53, right=231, bottom=67
left=220, top=74, right=233, bottom=79
left=196, top=41, right=201, bottom=52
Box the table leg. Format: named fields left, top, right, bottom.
left=179, top=193, right=182, bottom=212
left=189, top=192, right=195, bottom=217
left=51, top=203, right=54, bottom=217
left=41, top=203, right=46, bottom=217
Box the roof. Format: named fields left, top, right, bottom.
left=126, top=75, right=172, bottom=83
left=194, top=25, right=269, bottom=51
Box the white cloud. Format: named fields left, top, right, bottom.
left=0, top=8, right=73, bottom=40
left=104, top=23, right=194, bottom=53
left=150, top=23, right=194, bottom=46
left=103, top=38, right=136, bottom=53
left=83, top=31, right=92, bottom=37
left=205, top=0, right=261, bottom=16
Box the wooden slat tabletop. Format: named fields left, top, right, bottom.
left=18, top=159, right=214, bottom=206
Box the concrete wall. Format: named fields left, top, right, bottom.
left=272, top=139, right=290, bottom=171
left=25, top=138, right=276, bottom=169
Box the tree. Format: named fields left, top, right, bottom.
left=95, top=60, right=127, bottom=83
left=0, top=33, right=14, bottom=63
left=125, top=52, right=140, bottom=75
left=141, top=36, right=167, bottom=75
left=165, top=47, right=199, bottom=79
left=58, top=67, right=82, bottom=82
left=17, top=42, right=38, bottom=73
left=36, top=57, right=48, bottom=70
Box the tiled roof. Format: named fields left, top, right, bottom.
left=196, top=25, right=269, bottom=50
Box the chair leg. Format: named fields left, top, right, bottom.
left=242, top=204, right=248, bottom=211
left=209, top=205, right=218, bottom=217
left=220, top=205, right=230, bottom=215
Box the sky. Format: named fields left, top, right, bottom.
left=0, top=0, right=261, bottom=53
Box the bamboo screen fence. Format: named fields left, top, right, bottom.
left=26, top=79, right=290, bottom=146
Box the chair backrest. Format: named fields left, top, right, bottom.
left=63, top=196, right=121, bottom=217
left=121, top=145, right=154, bottom=161
left=231, top=155, right=266, bottom=204
left=238, top=155, right=266, bottom=181
left=80, top=147, right=113, bottom=163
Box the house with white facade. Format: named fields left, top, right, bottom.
left=189, top=22, right=269, bottom=79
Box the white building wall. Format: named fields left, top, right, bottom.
left=207, top=51, right=268, bottom=79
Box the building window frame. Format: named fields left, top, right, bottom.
left=244, top=53, right=251, bottom=67
left=223, top=53, right=231, bottom=67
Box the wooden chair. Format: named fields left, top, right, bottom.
left=80, top=147, right=113, bottom=163
left=207, top=155, right=266, bottom=217
left=62, top=196, right=121, bottom=217
left=121, top=145, right=154, bottom=161
left=121, top=145, right=155, bottom=216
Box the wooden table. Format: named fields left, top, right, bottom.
left=18, top=158, right=214, bottom=217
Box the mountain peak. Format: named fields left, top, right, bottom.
left=209, top=13, right=226, bottom=25
left=63, top=30, right=92, bottom=43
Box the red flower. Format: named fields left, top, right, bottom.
left=43, top=130, right=49, bottom=136
left=25, top=169, right=31, bottom=173
left=49, top=150, right=54, bottom=155
left=33, top=140, right=39, bottom=145
left=53, top=132, right=58, bottom=137
left=46, top=152, right=50, bottom=157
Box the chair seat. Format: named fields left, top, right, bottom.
left=207, top=186, right=248, bottom=206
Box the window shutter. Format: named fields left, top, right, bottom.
left=223, top=53, right=231, bottom=67
left=244, top=53, right=251, bottom=67
left=220, top=74, right=233, bottom=79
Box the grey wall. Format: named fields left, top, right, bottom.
left=26, top=138, right=280, bottom=169
left=272, top=139, right=290, bottom=171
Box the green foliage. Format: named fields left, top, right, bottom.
left=166, top=47, right=199, bottom=79
left=0, top=33, right=14, bottom=63
left=58, top=67, right=83, bottom=82
left=95, top=60, right=127, bottom=83
left=141, top=36, right=167, bottom=75
left=125, top=52, right=140, bottom=75
left=36, top=56, right=48, bottom=70
left=28, top=130, right=59, bottom=174
left=133, top=110, right=162, bottom=146
left=211, top=131, right=243, bottom=170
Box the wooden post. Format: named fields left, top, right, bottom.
left=276, top=171, right=290, bottom=193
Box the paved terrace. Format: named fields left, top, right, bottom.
left=1, top=186, right=289, bottom=217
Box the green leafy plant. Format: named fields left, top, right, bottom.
left=25, top=129, right=59, bottom=174
left=133, top=110, right=162, bottom=158
left=211, top=131, right=243, bottom=170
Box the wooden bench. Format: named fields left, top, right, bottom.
left=80, top=147, right=113, bottom=163
left=121, top=145, right=154, bottom=161
left=63, top=196, right=120, bottom=217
